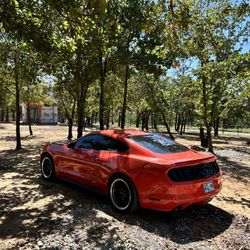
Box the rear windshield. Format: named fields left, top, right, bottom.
left=128, top=134, right=189, bottom=154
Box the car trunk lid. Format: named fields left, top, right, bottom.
left=155, top=150, right=216, bottom=168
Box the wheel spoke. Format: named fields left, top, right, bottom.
left=110, top=178, right=131, bottom=210
left=42, top=157, right=52, bottom=178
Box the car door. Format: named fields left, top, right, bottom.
left=73, top=134, right=108, bottom=188
left=58, top=135, right=95, bottom=184
left=60, top=133, right=128, bottom=192
left=82, top=135, right=129, bottom=191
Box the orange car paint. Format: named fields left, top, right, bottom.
left=41, top=129, right=222, bottom=212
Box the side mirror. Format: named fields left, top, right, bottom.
left=68, top=142, right=75, bottom=148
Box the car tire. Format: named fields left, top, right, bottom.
left=109, top=175, right=140, bottom=213
left=41, top=154, right=56, bottom=180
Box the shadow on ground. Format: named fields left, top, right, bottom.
left=0, top=146, right=235, bottom=249
left=217, top=154, right=250, bottom=183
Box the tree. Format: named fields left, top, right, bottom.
left=0, top=0, right=100, bottom=138
left=20, top=47, right=46, bottom=136
left=114, top=0, right=148, bottom=129
left=171, top=0, right=249, bottom=152
left=0, top=35, right=23, bottom=150
left=22, top=81, right=54, bottom=136
left=53, top=68, right=77, bottom=140
left=1, top=0, right=249, bottom=143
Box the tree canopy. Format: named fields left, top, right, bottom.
left=0, top=0, right=249, bottom=152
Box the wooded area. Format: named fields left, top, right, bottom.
left=0, top=0, right=249, bottom=153
left=0, top=1, right=250, bottom=249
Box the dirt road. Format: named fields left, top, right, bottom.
left=0, top=123, right=249, bottom=249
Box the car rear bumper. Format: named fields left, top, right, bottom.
left=140, top=171, right=222, bottom=212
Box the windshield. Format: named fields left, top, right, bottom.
left=128, top=134, right=189, bottom=154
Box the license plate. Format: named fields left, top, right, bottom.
left=203, top=182, right=215, bottom=193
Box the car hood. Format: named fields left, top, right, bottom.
left=155, top=150, right=216, bottom=167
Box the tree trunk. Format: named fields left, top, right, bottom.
left=67, top=99, right=76, bottom=141
left=206, top=125, right=213, bottom=152
left=76, top=93, right=83, bottom=138
left=118, top=112, right=121, bottom=127
left=151, top=115, right=154, bottom=129
left=27, top=102, right=33, bottom=136
left=14, top=51, right=21, bottom=150
left=1, top=109, right=4, bottom=121
left=176, top=114, right=181, bottom=132
left=144, top=110, right=150, bottom=131
left=200, top=127, right=208, bottom=147
left=180, top=118, right=184, bottom=135
left=76, top=84, right=88, bottom=138
left=111, top=104, right=114, bottom=125
left=180, top=114, right=185, bottom=135
left=6, top=106, right=9, bottom=122
left=162, top=113, right=174, bottom=140
left=175, top=113, right=178, bottom=131
left=153, top=115, right=158, bottom=131
left=94, top=112, right=98, bottom=125
left=141, top=111, right=145, bottom=131
left=75, top=45, right=88, bottom=139
left=201, top=61, right=214, bottom=153
left=141, top=110, right=150, bottom=131
left=121, top=65, right=129, bottom=129
left=105, top=109, right=110, bottom=129
left=76, top=92, right=85, bottom=138
left=136, top=110, right=140, bottom=128
left=170, top=0, right=175, bottom=19
left=183, top=119, right=186, bottom=133
left=214, top=117, right=219, bottom=137
left=67, top=117, right=73, bottom=140
left=207, top=129, right=213, bottom=152
left=99, top=50, right=106, bottom=130
left=99, top=79, right=104, bottom=130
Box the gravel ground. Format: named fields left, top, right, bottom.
left=0, top=123, right=249, bottom=249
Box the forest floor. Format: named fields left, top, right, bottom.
left=0, top=123, right=249, bottom=250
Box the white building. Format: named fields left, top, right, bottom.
left=21, top=103, right=58, bottom=124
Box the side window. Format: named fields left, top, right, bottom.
left=75, top=135, right=95, bottom=149
left=107, top=137, right=129, bottom=152
left=75, top=134, right=128, bottom=152
left=91, top=135, right=110, bottom=151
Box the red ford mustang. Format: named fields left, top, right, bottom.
left=40, top=130, right=222, bottom=213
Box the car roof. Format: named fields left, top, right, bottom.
left=89, top=129, right=149, bottom=138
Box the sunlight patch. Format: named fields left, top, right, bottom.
left=95, top=209, right=115, bottom=221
